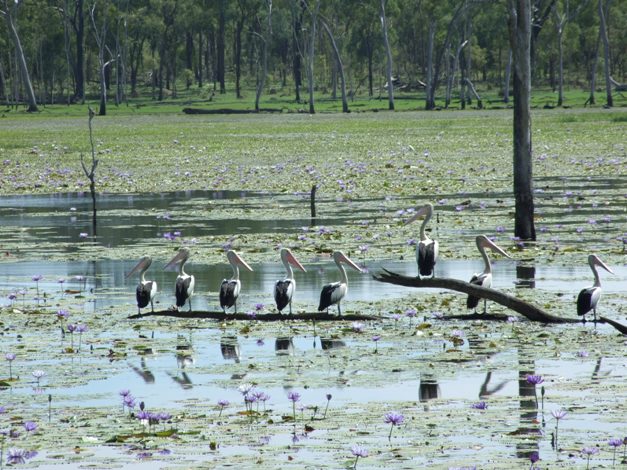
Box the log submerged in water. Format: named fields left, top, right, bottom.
left=373, top=269, right=627, bottom=334
left=128, top=310, right=379, bottom=322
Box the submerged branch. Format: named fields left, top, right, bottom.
left=128, top=310, right=379, bottom=322
left=374, top=269, right=573, bottom=323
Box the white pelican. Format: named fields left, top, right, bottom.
left=126, top=255, right=157, bottom=314
left=164, top=247, right=195, bottom=312
left=406, top=203, right=439, bottom=277
left=220, top=250, right=253, bottom=313
left=275, top=248, right=307, bottom=314
left=577, top=254, right=614, bottom=322
left=318, top=251, right=362, bottom=315
left=467, top=235, right=512, bottom=313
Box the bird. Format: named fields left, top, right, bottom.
left=577, top=254, right=614, bottom=322
left=126, top=255, right=157, bottom=314
left=164, top=247, right=195, bottom=312
left=274, top=248, right=307, bottom=314
left=220, top=250, right=253, bottom=313
left=467, top=235, right=512, bottom=314
left=405, top=203, right=439, bottom=277
left=318, top=251, right=363, bottom=315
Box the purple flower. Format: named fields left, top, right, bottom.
left=526, top=375, right=544, bottom=385
left=238, top=383, right=254, bottom=395
left=5, top=353, right=16, bottom=362
left=406, top=238, right=417, bottom=246
left=351, top=445, right=368, bottom=458
left=471, top=401, right=488, bottom=410
left=67, top=324, right=76, bottom=333
left=383, top=412, right=404, bottom=426
left=405, top=308, right=417, bottom=318
left=384, top=412, right=404, bottom=440
left=6, top=448, right=36, bottom=465
left=254, top=303, right=265, bottom=311
left=123, top=394, right=136, bottom=409
left=372, top=335, right=381, bottom=342
left=79, top=232, right=88, bottom=238
left=119, top=389, right=131, bottom=397
left=581, top=446, right=599, bottom=456
left=76, top=324, right=88, bottom=333
left=551, top=409, right=567, bottom=420
left=32, top=274, right=43, bottom=282
left=529, top=451, right=540, bottom=463
left=23, top=421, right=37, bottom=433
left=256, top=339, right=264, bottom=346
left=496, top=226, right=506, bottom=233
left=32, top=370, right=46, bottom=382
left=56, top=309, right=69, bottom=320
left=576, top=350, right=589, bottom=358
left=218, top=399, right=229, bottom=408
left=287, top=391, right=301, bottom=403
left=609, top=438, right=623, bottom=448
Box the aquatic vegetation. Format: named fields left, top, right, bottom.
left=383, top=412, right=405, bottom=441
left=5, top=353, right=16, bottom=380
left=471, top=401, right=488, bottom=410
left=351, top=444, right=368, bottom=469
left=581, top=446, right=599, bottom=469
left=608, top=438, right=623, bottom=465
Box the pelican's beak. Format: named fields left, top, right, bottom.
left=234, top=252, right=253, bottom=272
left=287, top=251, right=307, bottom=273
left=339, top=252, right=363, bottom=273
left=481, top=237, right=512, bottom=259
left=164, top=248, right=189, bottom=271
left=594, top=256, right=614, bottom=275
left=126, top=256, right=152, bottom=278
left=405, top=204, right=431, bottom=225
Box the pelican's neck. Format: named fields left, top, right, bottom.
left=179, top=260, right=188, bottom=277
left=419, top=209, right=432, bottom=242
left=284, top=259, right=294, bottom=280
left=139, top=269, right=147, bottom=283
left=231, top=263, right=240, bottom=280
left=336, top=259, right=348, bottom=284
left=478, top=245, right=492, bottom=274
left=590, top=263, right=601, bottom=287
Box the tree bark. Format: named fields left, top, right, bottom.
left=306, top=0, right=319, bottom=114
left=1, top=2, right=38, bottom=112
left=73, top=0, right=85, bottom=102
left=321, top=19, right=348, bottom=113
left=425, top=20, right=435, bottom=109
left=380, top=0, right=394, bottom=110
left=509, top=0, right=536, bottom=241
left=217, top=0, right=226, bottom=94
left=504, top=48, right=512, bottom=103
left=254, top=0, right=273, bottom=112
left=598, top=0, right=612, bottom=107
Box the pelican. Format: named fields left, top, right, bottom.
left=275, top=248, right=307, bottom=314
left=220, top=250, right=253, bottom=313
left=577, top=254, right=614, bottom=322
left=318, top=251, right=362, bottom=315
left=126, top=255, right=157, bottom=314
left=406, top=203, right=439, bottom=277
left=467, top=235, right=512, bottom=313
left=164, top=247, right=195, bottom=312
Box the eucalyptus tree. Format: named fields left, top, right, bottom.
left=320, top=15, right=348, bottom=112
left=552, top=0, right=589, bottom=106
left=235, top=0, right=254, bottom=98
left=345, top=1, right=380, bottom=98
left=299, top=0, right=319, bottom=114
left=89, top=0, right=112, bottom=115
left=380, top=0, right=394, bottom=110
left=597, top=0, right=612, bottom=106
left=508, top=0, right=536, bottom=240
left=253, top=0, right=273, bottom=112
left=1, top=0, right=38, bottom=111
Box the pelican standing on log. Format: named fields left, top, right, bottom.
left=406, top=203, right=439, bottom=277
left=164, top=247, right=195, bottom=312
left=220, top=250, right=253, bottom=313
left=318, top=251, right=363, bottom=315
left=577, top=254, right=614, bottom=322
left=275, top=248, right=307, bottom=314
left=126, top=255, right=157, bottom=314
left=467, top=235, right=512, bottom=314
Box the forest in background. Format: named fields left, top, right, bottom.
left=1, top=0, right=626, bottom=114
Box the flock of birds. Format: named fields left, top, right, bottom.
left=126, top=203, right=614, bottom=321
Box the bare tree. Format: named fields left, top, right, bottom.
left=1, top=0, right=38, bottom=112
left=380, top=0, right=394, bottom=110
left=254, top=0, right=273, bottom=112
left=598, top=0, right=612, bottom=107
left=303, top=0, right=320, bottom=114
left=89, top=2, right=113, bottom=116
left=508, top=0, right=536, bottom=240
left=81, top=107, right=99, bottom=234
left=320, top=18, right=348, bottom=113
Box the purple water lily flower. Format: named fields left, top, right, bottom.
left=471, top=401, right=488, bottom=410
left=384, top=412, right=405, bottom=440
left=23, top=421, right=37, bottom=433
left=526, top=375, right=544, bottom=385
left=351, top=444, right=368, bottom=468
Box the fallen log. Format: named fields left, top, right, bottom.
left=374, top=269, right=571, bottom=323
left=128, top=310, right=379, bottom=322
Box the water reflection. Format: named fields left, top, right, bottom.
left=515, top=265, right=536, bottom=289
left=320, top=338, right=346, bottom=350
left=220, top=336, right=241, bottom=363
left=418, top=375, right=441, bottom=402
left=129, top=357, right=156, bottom=384
left=275, top=337, right=295, bottom=356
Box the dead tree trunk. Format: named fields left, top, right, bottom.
left=321, top=19, right=348, bottom=113
left=380, top=0, right=394, bottom=110
left=508, top=0, right=536, bottom=241
left=81, top=107, right=99, bottom=235
left=598, top=0, right=613, bottom=107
